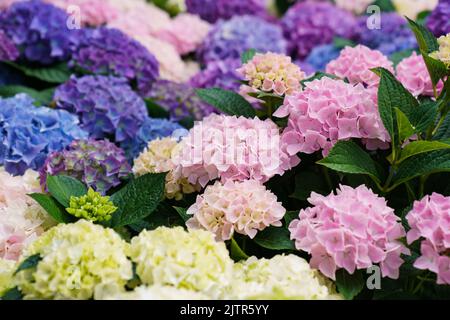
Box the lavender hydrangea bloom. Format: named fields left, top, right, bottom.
left=427, top=0, right=450, bottom=37
left=197, top=15, right=287, bottom=65
left=281, top=1, right=357, bottom=59
left=70, top=27, right=159, bottom=95
left=39, top=139, right=131, bottom=194
left=305, top=44, right=341, bottom=72
left=0, top=30, right=19, bottom=61
left=0, top=94, right=88, bottom=176
left=189, top=58, right=242, bottom=92
left=0, top=0, right=74, bottom=65
left=357, top=13, right=417, bottom=56
left=54, top=75, right=148, bottom=143
left=145, top=80, right=215, bottom=122
left=120, top=117, right=187, bottom=161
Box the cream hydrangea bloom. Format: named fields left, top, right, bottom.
left=14, top=220, right=132, bottom=300
left=430, top=34, right=450, bottom=67
left=392, top=0, right=438, bottom=20
left=133, top=137, right=200, bottom=200
left=224, top=255, right=341, bottom=300
left=100, top=285, right=209, bottom=300
left=0, top=258, right=15, bottom=296
left=128, top=227, right=233, bottom=298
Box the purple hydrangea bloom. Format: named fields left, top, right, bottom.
left=39, top=139, right=131, bottom=194
left=0, top=30, right=19, bottom=61
left=294, top=60, right=316, bottom=76
left=427, top=0, right=450, bottom=37
left=0, top=0, right=74, bottom=65
left=281, top=1, right=357, bottom=59
left=305, top=44, right=342, bottom=72
left=356, top=13, right=417, bottom=56
left=0, top=94, right=88, bottom=176
left=145, top=80, right=215, bottom=122
left=186, top=0, right=270, bottom=23
left=189, top=58, right=242, bottom=92
left=54, top=75, right=148, bottom=143
left=120, top=117, right=187, bottom=161
left=70, top=27, right=159, bottom=95
left=197, top=15, right=287, bottom=65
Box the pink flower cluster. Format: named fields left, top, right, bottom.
left=289, top=185, right=409, bottom=280
left=237, top=52, right=306, bottom=96
left=406, top=193, right=450, bottom=285
left=187, top=180, right=286, bottom=240
left=326, top=45, right=394, bottom=88
left=274, top=77, right=390, bottom=158
left=396, top=52, right=444, bottom=97
left=174, top=114, right=299, bottom=187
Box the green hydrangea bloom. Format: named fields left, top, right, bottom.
left=0, top=259, right=15, bottom=296
left=99, top=285, right=210, bottom=300
left=66, top=188, right=117, bottom=222
left=128, top=226, right=233, bottom=299
left=14, top=220, right=132, bottom=300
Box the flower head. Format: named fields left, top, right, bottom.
left=39, top=139, right=131, bottom=194
left=305, top=44, right=341, bottom=72
left=100, top=285, right=209, bottom=300
left=393, top=0, right=438, bottom=20
left=427, top=0, right=450, bottom=37
left=66, top=188, right=117, bottom=222
left=0, top=30, right=19, bottom=62
left=189, top=58, right=242, bottom=92
left=0, top=258, right=15, bottom=296
left=335, top=0, right=374, bottom=14
left=430, top=34, right=450, bottom=67
left=14, top=220, right=132, bottom=300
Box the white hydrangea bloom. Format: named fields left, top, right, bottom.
left=100, top=285, right=209, bottom=300
left=0, top=258, right=15, bottom=296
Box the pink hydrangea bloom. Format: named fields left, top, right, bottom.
left=289, top=185, right=409, bottom=280
left=326, top=45, right=394, bottom=88
left=237, top=52, right=306, bottom=96
left=274, top=77, right=390, bottom=158
left=187, top=180, right=286, bottom=240
left=396, top=52, right=444, bottom=97
left=406, top=193, right=450, bottom=285
left=173, top=114, right=300, bottom=187
left=155, top=14, right=211, bottom=55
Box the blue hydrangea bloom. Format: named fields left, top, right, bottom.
left=0, top=94, right=88, bottom=175
left=305, top=44, right=342, bottom=72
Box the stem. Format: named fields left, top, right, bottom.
left=321, top=166, right=334, bottom=193
left=419, top=175, right=428, bottom=198
left=432, top=111, right=448, bottom=137
left=405, top=182, right=416, bottom=202
left=382, top=169, right=395, bottom=192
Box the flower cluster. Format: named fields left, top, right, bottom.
left=305, top=44, right=341, bottom=72
left=128, top=226, right=233, bottom=298
left=133, top=137, right=199, bottom=201
left=189, top=58, right=242, bottom=92
left=70, top=27, right=159, bottom=95
left=281, top=2, right=357, bottom=59
left=66, top=188, right=117, bottom=223
left=174, top=114, right=299, bottom=187
left=0, top=0, right=74, bottom=65
left=406, top=193, right=450, bottom=285
left=0, top=258, right=15, bottom=296
left=335, top=0, right=374, bottom=14
left=237, top=52, right=306, bottom=96
left=0, top=30, right=19, bottom=62
left=289, top=185, right=409, bottom=280
left=393, top=0, right=439, bottom=20
left=197, top=15, right=287, bottom=65
left=101, top=285, right=209, bottom=300
left=39, top=139, right=131, bottom=194
left=0, top=94, right=88, bottom=176
left=14, top=220, right=133, bottom=300
left=186, top=180, right=286, bottom=240
left=430, top=34, right=450, bottom=67
left=427, top=0, right=450, bottom=37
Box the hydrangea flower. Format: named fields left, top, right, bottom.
left=70, top=27, right=159, bottom=95
left=0, top=94, right=88, bottom=176
left=189, top=58, right=242, bottom=92
left=396, top=52, right=444, bottom=97
left=237, top=52, right=306, bottom=96
left=305, top=44, right=341, bottom=72
left=430, top=34, right=450, bottom=67
left=133, top=137, right=199, bottom=201
left=100, top=285, right=210, bottom=300
left=325, top=45, right=394, bottom=88
left=54, top=75, right=147, bottom=143
left=186, top=180, right=286, bottom=241
left=393, top=0, right=439, bottom=20
left=335, top=0, right=374, bottom=14
left=197, top=15, right=287, bottom=65
left=0, top=30, right=19, bottom=61
left=14, top=220, right=133, bottom=300
left=39, top=139, right=131, bottom=194
left=281, top=1, right=357, bottom=59
left=275, top=77, right=390, bottom=158
left=66, top=188, right=117, bottom=223
left=0, top=258, right=15, bottom=296
left=0, top=0, right=75, bottom=65
left=427, top=0, right=450, bottom=37
left=0, top=168, right=53, bottom=261
left=128, top=226, right=233, bottom=298
left=406, top=193, right=450, bottom=285
left=174, top=114, right=299, bottom=187
left=226, top=255, right=341, bottom=300
left=289, top=185, right=409, bottom=280
left=120, top=117, right=187, bottom=161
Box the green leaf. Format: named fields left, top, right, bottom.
left=300, top=72, right=338, bottom=87
left=1, top=287, right=23, bottom=300
left=371, top=0, right=395, bottom=11
left=0, top=85, right=54, bottom=105
left=389, top=49, right=416, bottom=67
left=196, top=88, right=256, bottom=117
left=229, top=237, right=249, bottom=262
left=398, top=141, right=450, bottom=163
left=144, top=98, right=170, bottom=119
left=406, top=18, right=439, bottom=54
left=290, top=171, right=328, bottom=201
left=253, top=227, right=295, bottom=250
left=335, top=269, right=365, bottom=300
left=14, top=254, right=42, bottom=275
left=46, top=175, right=87, bottom=208
left=173, top=206, right=190, bottom=222
left=28, top=193, right=73, bottom=223
left=284, top=211, right=299, bottom=226
left=395, top=108, right=415, bottom=142
left=333, top=37, right=355, bottom=49
left=422, top=52, right=448, bottom=87
left=241, top=49, right=256, bottom=64
left=110, top=173, right=166, bottom=227
left=416, top=10, right=431, bottom=25
left=318, top=141, right=383, bottom=184
left=434, top=112, right=450, bottom=140
left=411, top=100, right=439, bottom=133
left=3, top=61, right=71, bottom=84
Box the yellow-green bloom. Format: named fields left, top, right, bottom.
left=99, top=285, right=210, bottom=300
left=0, top=259, right=15, bottom=296
left=66, top=188, right=117, bottom=222
left=430, top=34, right=450, bottom=67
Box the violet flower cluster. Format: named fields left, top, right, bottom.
left=427, top=0, right=450, bottom=37
left=189, top=58, right=242, bottom=92
left=0, top=30, right=19, bottom=62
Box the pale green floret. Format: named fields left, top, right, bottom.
left=66, top=188, right=117, bottom=222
